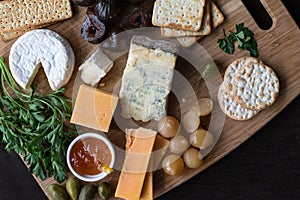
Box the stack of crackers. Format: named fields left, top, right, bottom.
left=152, top=0, right=224, bottom=48
left=0, top=0, right=73, bottom=41
left=218, top=57, right=280, bottom=121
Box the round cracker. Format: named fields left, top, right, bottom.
left=232, top=63, right=279, bottom=111
left=224, top=56, right=261, bottom=89
left=218, top=82, right=258, bottom=121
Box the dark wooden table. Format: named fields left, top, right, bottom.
left=0, top=0, right=299, bottom=199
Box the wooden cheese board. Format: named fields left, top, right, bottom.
left=0, top=0, right=299, bottom=199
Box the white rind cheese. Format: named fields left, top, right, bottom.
left=9, top=29, right=75, bottom=90
left=79, top=48, right=113, bottom=86
left=119, top=36, right=178, bottom=122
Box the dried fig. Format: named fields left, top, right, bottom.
left=120, top=7, right=151, bottom=30
left=94, top=0, right=121, bottom=21
left=81, top=12, right=106, bottom=44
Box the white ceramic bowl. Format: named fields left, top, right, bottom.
left=66, top=133, right=115, bottom=182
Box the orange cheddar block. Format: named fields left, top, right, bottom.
left=115, top=128, right=157, bottom=200
left=140, top=135, right=170, bottom=200
left=70, top=85, right=118, bottom=132
left=140, top=172, right=153, bottom=200
left=151, top=135, right=170, bottom=171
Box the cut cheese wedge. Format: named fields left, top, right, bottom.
left=79, top=48, right=113, bottom=87
left=70, top=85, right=118, bottom=132
left=115, top=127, right=157, bottom=200
left=9, top=29, right=75, bottom=90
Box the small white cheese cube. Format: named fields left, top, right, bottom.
left=79, top=49, right=113, bottom=86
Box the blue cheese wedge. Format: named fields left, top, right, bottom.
left=9, top=29, right=75, bottom=91
left=119, top=36, right=178, bottom=122
left=79, top=48, right=113, bottom=86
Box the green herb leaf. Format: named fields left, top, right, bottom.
left=236, top=23, right=245, bottom=32
left=236, top=31, right=245, bottom=39
left=217, top=29, right=235, bottom=55
left=217, top=23, right=258, bottom=57
left=0, top=58, right=76, bottom=183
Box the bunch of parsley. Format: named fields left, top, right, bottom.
left=218, top=23, right=258, bottom=57
left=0, top=58, right=76, bottom=183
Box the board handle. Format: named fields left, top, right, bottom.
left=259, top=0, right=293, bottom=30
left=243, top=0, right=273, bottom=30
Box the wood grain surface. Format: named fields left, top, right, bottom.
left=0, top=0, right=299, bottom=199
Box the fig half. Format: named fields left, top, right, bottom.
left=81, top=13, right=106, bottom=44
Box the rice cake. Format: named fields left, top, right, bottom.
left=232, top=63, right=280, bottom=111
left=152, top=0, right=206, bottom=31
left=218, top=83, right=258, bottom=121
left=119, top=35, right=178, bottom=122
left=223, top=56, right=261, bottom=90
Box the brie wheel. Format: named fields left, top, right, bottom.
left=9, top=29, right=75, bottom=90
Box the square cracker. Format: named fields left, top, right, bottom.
left=210, top=0, right=225, bottom=28
left=1, top=22, right=56, bottom=41
left=176, top=0, right=225, bottom=48
left=0, top=0, right=72, bottom=33
left=176, top=36, right=202, bottom=48
left=161, top=0, right=211, bottom=37
left=152, top=0, right=206, bottom=32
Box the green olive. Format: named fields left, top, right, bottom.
left=79, top=184, right=97, bottom=200
left=47, top=184, right=68, bottom=200
left=66, top=177, right=80, bottom=200
left=98, top=182, right=111, bottom=200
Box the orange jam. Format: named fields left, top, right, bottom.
left=70, top=137, right=112, bottom=176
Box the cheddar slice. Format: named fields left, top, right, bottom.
left=125, top=133, right=153, bottom=200
left=140, top=135, right=169, bottom=200
left=115, top=128, right=157, bottom=200
left=70, top=85, right=118, bottom=132
left=140, top=172, right=153, bottom=200
left=151, top=135, right=170, bottom=171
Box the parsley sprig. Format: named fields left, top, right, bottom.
left=218, top=23, right=258, bottom=57
left=0, top=57, right=76, bottom=183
